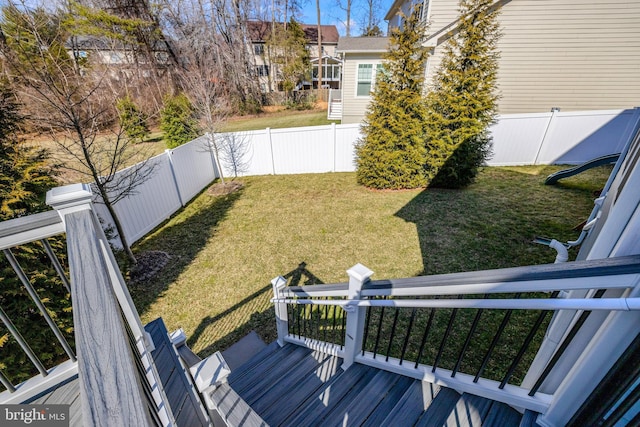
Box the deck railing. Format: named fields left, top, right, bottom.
left=272, top=258, right=640, bottom=414
left=0, top=185, right=177, bottom=426
left=0, top=210, right=75, bottom=396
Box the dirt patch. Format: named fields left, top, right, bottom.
left=207, top=181, right=244, bottom=196
left=129, top=250, right=171, bottom=283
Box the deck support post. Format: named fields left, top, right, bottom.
left=342, top=264, right=373, bottom=370
left=272, top=276, right=289, bottom=346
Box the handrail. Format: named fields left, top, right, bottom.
left=282, top=255, right=640, bottom=298
left=0, top=210, right=64, bottom=250
left=272, top=297, right=640, bottom=311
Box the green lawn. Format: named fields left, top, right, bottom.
left=130, top=165, right=611, bottom=361
left=220, top=110, right=339, bottom=132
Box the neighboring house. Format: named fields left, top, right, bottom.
left=335, top=36, right=390, bottom=123
left=336, top=0, right=640, bottom=123
left=66, top=35, right=172, bottom=78
left=246, top=21, right=341, bottom=92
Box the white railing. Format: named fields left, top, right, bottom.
left=271, top=257, right=640, bottom=415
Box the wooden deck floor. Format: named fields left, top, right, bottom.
left=212, top=342, right=541, bottom=427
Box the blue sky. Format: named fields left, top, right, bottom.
left=299, top=0, right=395, bottom=36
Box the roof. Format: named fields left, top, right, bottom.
left=336, top=36, right=390, bottom=53
left=246, top=21, right=340, bottom=44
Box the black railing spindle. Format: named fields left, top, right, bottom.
left=386, top=309, right=400, bottom=362
left=373, top=306, right=386, bottom=359
left=452, top=304, right=485, bottom=377
left=362, top=304, right=373, bottom=356
left=399, top=308, right=417, bottom=365
left=474, top=293, right=522, bottom=382
left=499, top=291, right=559, bottom=388
left=415, top=308, right=436, bottom=369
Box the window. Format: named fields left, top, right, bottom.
left=255, top=65, right=269, bottom=77
left=254, top=44, right=264, bottom=55
left=356, top=63, right=383, bottom=96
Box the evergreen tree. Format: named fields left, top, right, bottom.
left=117, top=95, right=150, bottom=143
left=0, top=79, right=72, bottom=387
left=268, top=18, right=310, bottom=102
left=355, top=7, right=429, bottom=189
left=160, top=93, right=199, bottom=149
left=424, top=0, right=501, bottom=188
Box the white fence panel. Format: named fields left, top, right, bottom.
left=271, top=125, right=335, bottom=174
left=169, top=136, right=217, bottom=203
left=537, top=109, right=640, bottom=164
left=94, top=155, right=182, bottom=245
left=487, top=112, right=551, bottom=166
left=334, top=124, right=361, bottom=172
left=216, top=130, right=274, bottom=177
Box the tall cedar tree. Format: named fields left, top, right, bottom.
left=268, top=18, right=310, bottom=101
left=425, top=0, right=501, bottom=188
left=0, top=80, right=73, bottom=387
left=355, top=8, right=429, bottom=189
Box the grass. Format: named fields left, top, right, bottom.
left=130, top=165, right=611, bottom=368
left=220, top=109, right=338, bottom=132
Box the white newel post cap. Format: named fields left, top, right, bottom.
left=46, top=184, right=94, bottom=221
left=347, top=264, right=374, bottom=299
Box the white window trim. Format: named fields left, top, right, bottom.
left=354, top=61, right=384, bottom=98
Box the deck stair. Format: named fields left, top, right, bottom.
left=327, top=100, right=342, bottom=120
left=208, top=342, right=541, bottom=426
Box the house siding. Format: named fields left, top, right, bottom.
left=496, top=0, right=640, bottom=113
left=423, top=0, right=640, bottom=113
left=341, top=53, right=386, bottom=124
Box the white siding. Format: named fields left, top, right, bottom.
left=341, top=53, right=386, bottom=124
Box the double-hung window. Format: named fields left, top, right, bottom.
left=356, top=63, right=383, bottom=96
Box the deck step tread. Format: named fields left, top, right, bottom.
left=227, top=341, right=281, bottom=382
left=229, top=344, right=306, bottom=393
left=443, top=393, right=496, bottom=427
left=280, top=363, right=372, bottom=426
left=243, top=350, right=333, bottom=407
left=380, top=379, right=436, bottom=426
left=231, top=345, right=313, bottom=396
left=519, top=410, right=542, bottom=427
left=210, top=382, right=268, bottom=427
left=314, top=365, right=386, bottom=426
left=484, top=400, right=523, bottom=426
left=360, top=375, right=419, bottom=427
left=324, top=369, right=409, bottom=427
left=257, top=353, right=343, bottom=425
left=414, top=387, right=460, bottom=427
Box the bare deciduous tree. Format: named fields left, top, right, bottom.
left=218, top=133, right=252, bottom=178
left=0, top=0, right=158, bottom=263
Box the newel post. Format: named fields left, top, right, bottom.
left=272, top=276, right=289, bottom=346
left=342, top=263, right=373, bottom=370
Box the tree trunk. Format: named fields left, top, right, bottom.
left=316, top=0, right=323, bottom=98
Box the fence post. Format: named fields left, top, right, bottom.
left=332, top=122, right=337, bottom=172
left=267, top=127, right=276, bottom=175
left=534, top=107, right=561, bottom=165
left=271, top=276, right=289, bottom=347
left=165, top=149, right=185, bottom=206
left=342, top=263, right=374, bottom=370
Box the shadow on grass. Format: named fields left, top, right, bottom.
left=129, top=186, right=244, bottom=315
left=394, top=165, right=605, bottom=276
left=189, top=262, right=326, bottom=356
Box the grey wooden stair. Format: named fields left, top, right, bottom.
left=219, top=343, right=541, bottom=427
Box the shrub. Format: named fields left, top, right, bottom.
left=355, top=7, right=430, bottom=190
left=424, top=0, right=501, bottom=188
left=117, top=96, right=150, bottom=143
left=160, top=93, right=199, bottom=149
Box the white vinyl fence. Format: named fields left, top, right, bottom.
left=94, top=108, right=640, bottom=248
